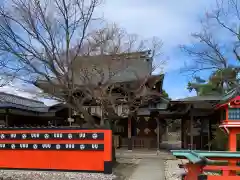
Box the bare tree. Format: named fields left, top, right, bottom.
left=0, top=0, right=165, bottom=128
left=180, top=0, right=240, bottom=88
left=181, top=30, right=228, bottom=74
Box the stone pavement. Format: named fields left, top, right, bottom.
left=116, top=148, right=177, bottom=160
left=128, top=158, right=165, bottom=180
left=116, top=148, right=181, bottom=180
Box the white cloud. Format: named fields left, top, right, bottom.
left=101, top=0, right=216, bottom=72
left=102, top=0, right=213, bottom=44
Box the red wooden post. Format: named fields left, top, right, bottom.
left=228, top=128, right=237, bottom=175
left=184, top=164, right=202, bottom=180
left=229, top=128, right=237, bottom=152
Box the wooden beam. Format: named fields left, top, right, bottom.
left=190, top=108, right=214, bottom=116
left=0, top=109, right=6, bottom=113
left=8, top=109, right=55, bottom=117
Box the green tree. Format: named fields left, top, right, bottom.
left=187, top=67, right=239, bottom=96
left=162, top=89, right=170, bottom=99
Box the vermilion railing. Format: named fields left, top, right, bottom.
left=198, top=175, right=240, bottom=180
left=171, top=150, right=240, bottom=180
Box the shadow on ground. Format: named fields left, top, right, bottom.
left=113, top=160, right=138, bottom=180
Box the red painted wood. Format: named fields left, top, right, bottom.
left=206, top=176, right=240, bottom=179
left=183, top=164, right=202, bottom=180
left=204, top=165, right=240, bottom=171
left=0, top=129, right=112, bottom=172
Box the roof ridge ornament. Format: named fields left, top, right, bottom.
left=228, top=99, right=240, bottom=108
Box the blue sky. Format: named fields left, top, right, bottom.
left=0, top=0, right=221, bottom=104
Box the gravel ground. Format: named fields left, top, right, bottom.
left=0, top=170, right=116, bottom=180
left=0, top=158, right=140, bottom=180
left=164, top=160, right=187, bottom=180
left=113, top=158, right=140, bottom=180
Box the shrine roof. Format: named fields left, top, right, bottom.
left=219, top=87, right=240, bottom=104
left=168, top=95, right=221, bottom=111
left=171, top=87, right=240, bottom=108
left=171, top=95, right=222, bottom=103
left=0, top=92, right=49, bottom=112
left=213, top=87, right=240, bottom=108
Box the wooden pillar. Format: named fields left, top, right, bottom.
left=229, top=128, right=237, bottom=151
left=200, top=118, right=203, bottom=150
left=53, top=119, right=57, bottom=126
left=228, top=128, right=237, bottom=176
left=128, top=116, right=132, bottom=150
left=181, top=118, right=185, bottom=149
left=5, top=109, right=9, bottom=127
left=156, top=118, right=160, bottom=151
left=182, top=117, right=188, bottom=149
left=165, top=125, right=168, bottom=141
left=190, top=113, right=194, bottom=150
left=208, top=118, right=212, bottom=151
left=184, top=164, right=203, bottom=180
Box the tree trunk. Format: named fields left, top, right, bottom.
left=107, top=119, right=116, bottom=163
left=81, top=116, right=117, bottom=163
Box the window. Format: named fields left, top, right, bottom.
left=228, top=108, right=240, bottom=120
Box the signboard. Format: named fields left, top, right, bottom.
left=0, top=128, right=112, bottom=174
left=0, top=143, right=104, bottom=150
left=0, top=132, right=104, bottom=140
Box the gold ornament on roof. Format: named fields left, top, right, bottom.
left=137, top=117, right=140, bottom=122
left=144, top=117, right=150, bottom=122
left=137, top=128, right=140, bottom=135
left=144, top=128, right=150, bottom=134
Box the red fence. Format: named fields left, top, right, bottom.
left=198, top=175, right=240, bottom=180
left=0, top=127, right=112, bottom=174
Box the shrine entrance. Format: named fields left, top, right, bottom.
left=114, top=113, right=166, bottom=149
left=163, top=96, right=222, bottom=151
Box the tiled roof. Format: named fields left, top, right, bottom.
left=0, top=92, right=49, bottom=112
left=174, top=95, right=222, bottom=102
left=170, top=88, right=240, bottom=107
left=219, top=87, right=240, bottom=104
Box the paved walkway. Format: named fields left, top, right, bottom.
left=116, top=148, right=180, bottom=180
left=128, top=158, right=165, bottom=180
left=116, top=148, right=177, bottom=160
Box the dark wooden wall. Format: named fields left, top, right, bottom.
left=7, top=114, right=49, bottom=126
left=136, top=115, right=157, bottom=137
left=181, top=110, right=221, bottom=150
